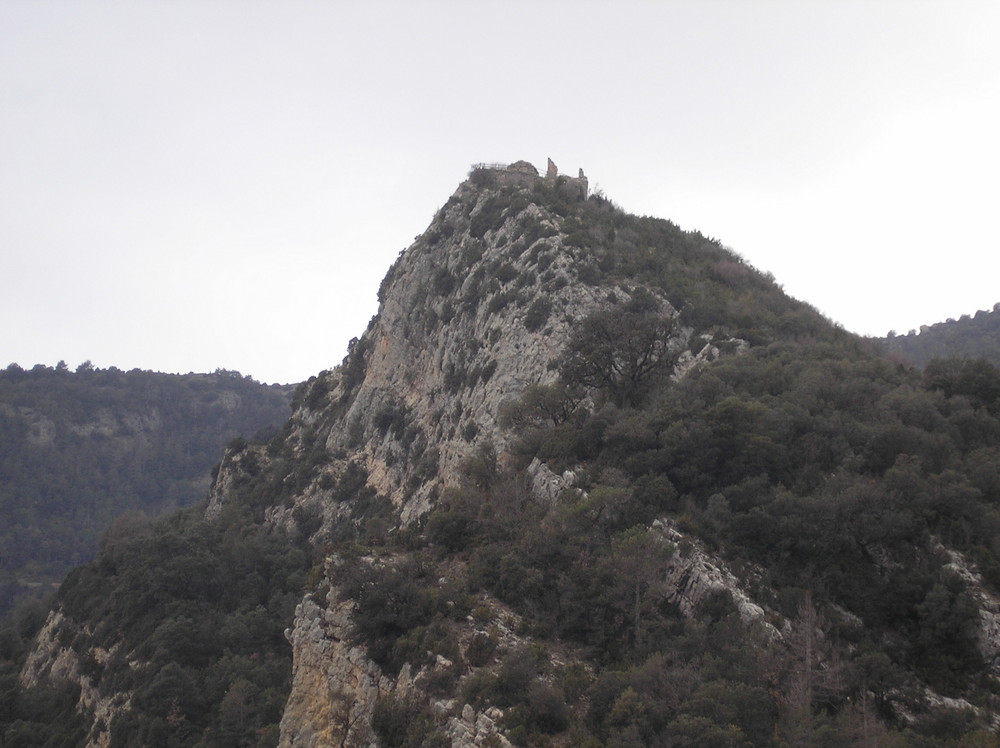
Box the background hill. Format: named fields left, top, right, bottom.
left=0, top=363, right=293, bottom=615
left=882, top=304, right=1000, bottom=368
left=7, top=164, right=1000, bottom=747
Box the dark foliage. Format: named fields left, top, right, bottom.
left=0, top=666, right=86, bottom=747
left=560, top=289, right=684, bottom=407
left=372, top=693, right=447, bottom=748
left=503, top=339, right=1000, bottom=699
left=339, top=556, right=449, bottom=675
left=22, top=507, right=312, bottom=746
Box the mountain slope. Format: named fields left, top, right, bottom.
left=0, top=364, right=292, bottom=614
left=10, top=161, right=1000, bottom=747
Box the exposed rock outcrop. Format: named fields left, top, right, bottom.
left=526, top=457, right=579, bottom=506
left=20, top=611, right=126, bottom=748
left=446, top=704, right=513, bottom=748
left=279, top=596, right=387, bottom=748
left=940, top=543, right=1000, bottom=671
left=653, top=519, right=782, bottom=638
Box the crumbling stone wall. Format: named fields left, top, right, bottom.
left=543, top=158, right=588, bottom=200
left=474, top=159, right=588, bottom=199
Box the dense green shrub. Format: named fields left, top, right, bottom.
left=339, top=557, right=446, bottom=674
left=337, top=339, right=370, bottom=402
left=42, top=508, right=311, bottom=744
left=433, top=268, right=457, bottom=296
left=0, top=671, right=86, bottom=747
left=466, top=631, right=498, bottom=667
left=372, top=693, right=447, bottom=748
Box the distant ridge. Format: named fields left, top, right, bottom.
left=882, top=302, right=1000, bottom=367
left=0, top=363, right=292, bottom=614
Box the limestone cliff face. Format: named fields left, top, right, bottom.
left=653, top=519, right=781, bottom=638
left=20, top=611, right=126, bottom=748
left=279, top=596, right=386, bottom=748
left=280, top=565, right=530, bottom=748
left=207, top=168, right=688, bottom=531
left=339, top=199, right=650, bottom=518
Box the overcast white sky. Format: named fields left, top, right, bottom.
left=2, top=1, right=998, bottom=384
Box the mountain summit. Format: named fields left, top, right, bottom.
left=11, top=161, right=1000, bottom=746
left=206, top=159, right=712, bottom=529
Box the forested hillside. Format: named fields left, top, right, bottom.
left=0, top=363, right=293, bottom=614
left=883, top=304, right=1000, bottom=368
left=8, top=163, right=1000, bottom=746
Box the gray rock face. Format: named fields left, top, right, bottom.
left=279, top=553, right=534, bottom=748
left=279, top=596, right=388, bottom=748
left=653, top=519, right=782, bottom=638
left=940, top=543, right=1000, bottom=671
left=206, top=170, right=686, bottom=531
left=317, top=195, right=633, bottom=523
left=20, top=611, right=125, bottom=748
left=446, top=704, right=513, bottom=748
left=526, top=457, right=579, bottom=505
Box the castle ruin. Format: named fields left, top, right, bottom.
left=469, top=158, right=589, bottom=200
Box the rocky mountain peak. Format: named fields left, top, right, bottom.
left=207, top=162, right=692, bottom=529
